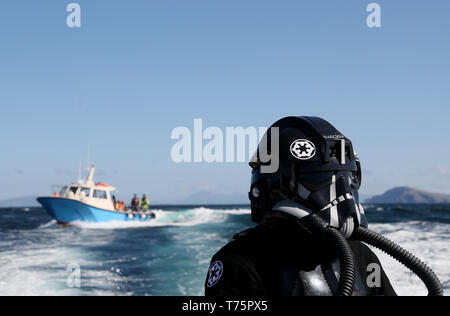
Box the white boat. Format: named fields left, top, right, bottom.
left=37, top=166, right=155, bottom=224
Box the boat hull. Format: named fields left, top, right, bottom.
left=37, top=197, right=153, bottom=223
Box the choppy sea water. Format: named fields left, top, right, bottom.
left=0, top=204, right=448, bottom=296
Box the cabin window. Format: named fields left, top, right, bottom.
left=93, top=190, right=107, bottom=199
left=69, top=187, right=78, bottom=194
left=81, top=188, right=91, bottom=198
left=59, top=187, right=68, bottom=196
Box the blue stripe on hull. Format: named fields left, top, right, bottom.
left=37, top=197, right=152, bottom=223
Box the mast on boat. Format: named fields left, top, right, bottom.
left=86, top=165, right=96, bottom=186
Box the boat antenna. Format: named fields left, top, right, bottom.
left=78, top=160, right=82, bottom=182
left=87, top=145, right=91, bottom=171
left=86, top=165, right=96, bottom=185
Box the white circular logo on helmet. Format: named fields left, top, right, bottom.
left=207, top=261, right=223, bottom=288
left=290, top=139, right=316, bottom=160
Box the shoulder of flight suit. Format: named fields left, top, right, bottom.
left=205, top=228, right=397, bottom=296
left=204, top=226, right=276, bottom=297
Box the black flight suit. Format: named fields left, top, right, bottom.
left=205, top=217, right=396, bottom=296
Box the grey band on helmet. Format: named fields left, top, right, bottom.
left=272, top=201, right=313, bottom=220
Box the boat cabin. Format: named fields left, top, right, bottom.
left=57, top=166, right=117, bottom=212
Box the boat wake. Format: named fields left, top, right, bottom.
left=64, top=207, right=251, bottom=230
left=1, top=205, right=447, bottom=296
left=37, top=219, right=58, bottom=229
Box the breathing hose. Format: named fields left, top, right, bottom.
left=274, top=206, right=444, bottom=296
left=300, top=214, right=444, bottom=296
left=300, top=214, right=356, bottom=296
left=353, top=226, right=444, bottom=296
left=323, top=226, right=356, bottom=296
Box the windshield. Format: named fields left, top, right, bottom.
left=81, top=187, right=91, bottom=198
left=59, top=187, right=68, bottom=196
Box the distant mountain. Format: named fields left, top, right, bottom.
left=366, top=187, right=450, bottom=204
left=0, top=196, right=39, bottom=207
left=174, top=191, right=249, bottom=205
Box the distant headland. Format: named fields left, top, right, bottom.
left=366, top=187, right=450, bottom=204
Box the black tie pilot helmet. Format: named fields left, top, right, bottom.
left=248, top=116, right=444, bottom=296
left=249, top=116, right=368, bottom=232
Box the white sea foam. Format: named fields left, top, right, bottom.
left=0, top=230, right=132, bottom=296
left=368, top=221, right=450, bottom=296
left=37, top=220, right=58, bottom=229
left=1, top=206, right=447, bottom=296
left=0, top=207, right=249, bottom=296
left=68, top=207, right=251, bottom=230
left=0, top=246, right=123, bottom=296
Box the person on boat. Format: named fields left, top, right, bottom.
left=112, top=195, right=117, bottom=210
left=141, top=194, right=150, bottom=212
left=205, top=117, right=397, bottom=296
left=205, top=116, right=444, bottom=297
left=131, top=194, right=140, bottom=212
left=120, top=201, right=126, bottom=211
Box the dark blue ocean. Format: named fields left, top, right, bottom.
left=0, top=204, right=448, bottom=296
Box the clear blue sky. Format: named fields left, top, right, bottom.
left=0, top=0, right=449, bottom=202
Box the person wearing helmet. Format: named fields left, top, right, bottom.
left=205, top=116, right=443, bottom=297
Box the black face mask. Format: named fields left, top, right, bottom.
left=295, top=171, right=368, bottom=236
